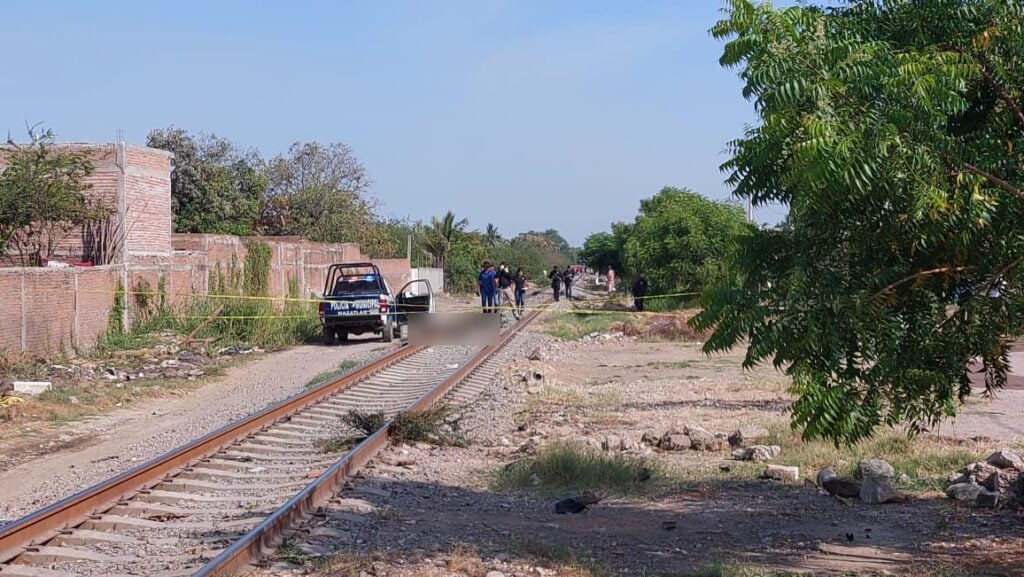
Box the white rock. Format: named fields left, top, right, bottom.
left=12, top=381, right=52, bottom=395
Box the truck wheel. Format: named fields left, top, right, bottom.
left=338, top=330, right=349, bottom=342
left=322, top=327, right=335, bottom=345
left=382, top=317, right=394, bottom=343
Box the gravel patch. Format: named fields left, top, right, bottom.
left=0, top=341, right=391, bottom=522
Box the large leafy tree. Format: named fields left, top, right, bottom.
left=259, top=141, right=390, bottom=253
left=694, top=0, right=1024, bottom=444
left=1, top=125, right=104, bottom=265
left=147, top=127, right=266, bottom=236
left=622, top=187, right=750, bottom=297
left=580, top=231, right=622, bottom=274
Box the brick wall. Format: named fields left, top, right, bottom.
left=0, top=142, right=412, bottom=355
left=0, top=144, right=172, bottom=266
left=0, top=266, right=118, bottom=355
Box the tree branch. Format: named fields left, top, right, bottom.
left=873, top=266, right=974, bottom=298
left=962, top=163, right=1024, bottom=202
left=976, top=56, right=1024, bottom=131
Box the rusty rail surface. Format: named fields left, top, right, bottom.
left=195, top=305, right=546, bottom=577
left=0, top=344, right=423, bottom=564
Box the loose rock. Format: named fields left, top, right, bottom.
left=856, top=459, right=895, bottom=480
left=945, top=482, right=984, bottom=502
left=986, top=448, right=1024, bottom=471
left=823, top=477, right=863, bottom=498
left=659, top=433, right=691, bottom=452
left=976, top=491, right=1004, bottom=509
left=731, top=445, right=780, bottom=462
left=763, top=465, right=799, bottom=482
left=816, top=467, right=837, bottom=487
left=859, top=476, right=904, bottom=504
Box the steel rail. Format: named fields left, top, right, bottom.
left=195, top=305, right=546, bottom=576
left=0, top=343, right=423, bottom=564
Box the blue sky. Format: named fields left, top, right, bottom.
left=0, top=0, right=790, bottom=245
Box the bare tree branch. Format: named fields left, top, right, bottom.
left=962, top=163, right=1024, bottom=202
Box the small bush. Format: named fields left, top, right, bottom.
left=342, top=409, right=388, bottom=436
left=495, top=443, right=659, bottom=497
left=389, top=404, right=469, bottom=447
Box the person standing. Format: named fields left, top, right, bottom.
left=497, top=262, right=515, bottom=315
left=607, top=267, right=616, bottom=293
left=549, top=266, right=562, bottom=302
left=513, top=268, right=528, bottom=319
left=632, top=274, right=649, bottom=312
left=562, top=266, right=575, bottom=300
left=479, top=261, right=498, bottom=313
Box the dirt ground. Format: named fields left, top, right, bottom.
left=251, top=311, right=1024, bottom=577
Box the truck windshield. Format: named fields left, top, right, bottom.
left=331, top=275, right=381, bottom=296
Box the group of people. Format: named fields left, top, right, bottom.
left=546, top=265, right=577, bottom=302
left=477, top=261, right=529, bottom=319
left=478, top=261, right=651, bottom=315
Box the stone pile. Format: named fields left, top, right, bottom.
left=814, top=459, right=905, bottom=504
left=642, top=424, right=771, bottom=455
left=945, top=448, right=1024, bottom=508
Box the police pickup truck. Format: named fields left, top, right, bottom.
left=318, top=263, right=433, bottom=344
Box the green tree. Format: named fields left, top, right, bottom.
left=484, top=223, right=502, bottom=247
left=580, top=231, right=622, bottom=274
left=147, top=127, right=266, bottom=236
left=259, top=141, right=390, bottom=254
left=621, top=187, right=750, bottom=298
left=694, top=0, right=1024, bottom=444
left=1, top=125, right=104, bottom=265
left=421, top=211, right=469, bottom=271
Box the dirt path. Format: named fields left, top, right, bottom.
left=0, top=339, right=389, bottom=523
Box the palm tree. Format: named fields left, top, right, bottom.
left=484, top=223, right=502, bottom=247
left=421, top=210, right=468, bottom=270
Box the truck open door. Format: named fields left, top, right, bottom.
left=395, top=279, right=434, bottom=327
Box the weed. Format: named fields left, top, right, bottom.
left=495, top=442, right=661, bottom=497
left=511, top=538, right=609, bottom=576
left=274, top=539, right=315, bottom=566
left=678, top=564, right=806, bottom=577
left=315, top=435, right=359, bottom=453
left=762, top=422, right=993, bottom=491
left=389, top=404, right=469, bottom=447
left=306, top=360, right=360, bottom=388
left=446, top=542, right=483, bottom=574
left=542, top=312, right=630, bottom=340
left=316, top=551, right=388, bottom=576
left=342, top=409, right=388, bottom=437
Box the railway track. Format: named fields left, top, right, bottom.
left=0, top=303, right=547, bottom=577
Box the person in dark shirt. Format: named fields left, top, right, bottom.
left=513, top=268, right=528, bottom=319
left=497, top=261, right=515, bottom=314
left=478, top=261, right=498, bottom=313
left=548, top=266, right=562, bottom=302
left=632, top=275, right=649, bottom=311
left=562, top=267, right=575, bottom=300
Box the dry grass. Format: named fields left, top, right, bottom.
left=446, top=542, right=484, bottom=575
left=761, top=422, right=994, bottom=491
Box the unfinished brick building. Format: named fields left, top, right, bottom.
left=0, top=143, right=411, bottom=355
